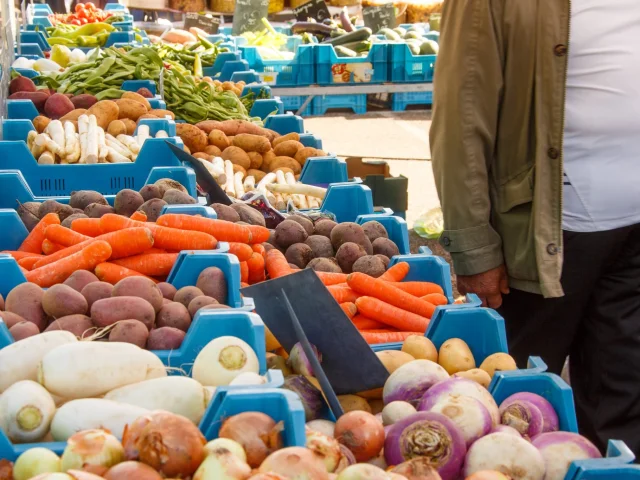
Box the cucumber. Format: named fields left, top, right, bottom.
left=404, top=31, right=423, bottom=41
left=393, top=27, right=407, bottom=38
left=335, top=46, right=358, bottom=58
left=324, top=27, right=372, bottom=46
left=379, top=28, right=401, bottom=41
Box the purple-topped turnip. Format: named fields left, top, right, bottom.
left=425, top=393, right=492, bottom=446
left=499, top=392, right=559, bottom=436
left=532, top=431, right=601, bottom=480
left=383, top=360, right=449, bottom=406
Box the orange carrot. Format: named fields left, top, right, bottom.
left=241, top=282, right=250, bottom=288
left=240, top=261, right=249, bottom=283
left=379, top=262, right=410, bottom=282
left=41, top=239, right=64, bottom=255
left=18, top=256, right=41, bottom=270
left=247, top=251, right=266, bottom=284
left=44, top=224, right=90, bottom=247
left=327, top=285, right=360, bottom=304
left=361, top=331, right=423, bottom=344
left=130, top=210, right=147, bottom=222
left=227, top=242, right=254, bottom=262
left=265, top=249, right=292, bottom=279
left=348, top=272, right=436, bottom=319
left=111, top=253, right=179, bottom=276
left=156, top=214, right=251, bottom=243
left=26, top=241, right=112, bottom=287
left=144, top=248, right=168, bottom=254
left=340, top=302, right=357, bottom=319
left=2, top=251, right=44, bottom=261
left=71, top=217, right=103, bottom=237
left=94, top=262, right=158, bottom=284
left=355, top=296, right=430, bottom=333
left=422, top=293, right=448, bottom=306
left=389, top=281, right=445, bottom=297
left=252, top=243, right=266, bottom=261
left=315, top=271, right=348, bottom=286
left=18, top=213, right=60, bottom=253
left=247, top=225, right=270, bottom=244
left=352, top=314, right=387, bottom=330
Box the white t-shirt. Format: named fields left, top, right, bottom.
left=562, top=0, right=640, bottom=232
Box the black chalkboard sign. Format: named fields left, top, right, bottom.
left=184, top=13, right=221, bottom=35
left=292, top=0, right=331, bottom=22
left=232, top=0, right=270, bottom=35
left=363, top=3, right=396, bottom=33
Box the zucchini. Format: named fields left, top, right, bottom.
left=379, top=28, right=401, bottom=41
left=335, top=46, right=358, bottom=58
left=340, top=40, right=372, bottom=54
left=324, top=27, right=372, bottom=46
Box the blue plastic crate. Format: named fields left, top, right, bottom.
left=312, top=93, right=367, bottom=115
left=316, top=43, right=387, bottom=85
left=392, top=91, right=433, bottom=111
left=389, top=42, right=437, bottom=83
left=250, top=98, right=284, bottom=119
left=240, top=38, right=314, bottom=87
left=570, top=441, right=640, bottom=478
left=355, top=213, right=410, bottom=255
left=16, top=43, right=45, bottom=57
left=104, top=3, right=130, bottom=11
left=279, top=95, right=313, bottom=116
left=299, top=156, right=348, bottom=186
left=317, top=182, right=375, bottom=223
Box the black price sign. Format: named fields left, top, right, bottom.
left=184, top=13, right=221, bottom=35
left=232, top=0, right=270, bottom=35
left=292, top=0, right=331, bottom=22
left=363, top=3, right=396, bottom=33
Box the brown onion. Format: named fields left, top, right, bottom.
left=258, top=447, right=329, bottom=480
left=334, top=411, right=385, bottom=462
left=248, top=474, right=289, bottom=479
left=68, top=471, right=110, bottom=480
left=0, top=460, right=12, bottom=480
left=104, top=461, right=163, bottom=480
left=305, top=429, right=343, bottom=472
left=391, top=458, right=443, bottom=479
left=193, top=448, right=251, bottom=479
left=122, top=411, right=206, bottom=478
left=219, top=412, right=283, bottom=468
left=80, top=465, right=109, bottom=476
left=335, top=444, right=356, bottom=473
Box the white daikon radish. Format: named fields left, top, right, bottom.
left=274, top=193, right=286, bottom=210
left=234, top=171, right=245, bottom=198
left=34, top=133, right=61, bottom=156
left=85, top=115, right=99, bottom=164
left=0, top=331, right=77, bottom=393
left=139, top=348, right=168, bottom=380
left=266, top=182, right=327, bottom=200
left=155, top=129, right=169, bottom=138
left=285, top=171, right=307, bottom=209
left=38, top=342, right=167, bottom=399
left=198, top=158, right=226, bottom=185
left=45, top=120, right=65, bottom=155
left=256, top=172, right=276, bottom=191
left=106, top=146, right=131, bottom=163
left=78, top=114, right=89, bottom=163
left=105, top=134, right=132, bottom=159
left=104, top=376, right=208, bottom=424
left=136, top=124, right=150, bottom=146
left=38, top=151, right=55, bottom=165
left=116, top=134, right=141, bottom=155
left=98, top=127, right=108, bottom=163
left=192, top=336, right=260, bottom=386
left=229, top=372, right=266, bottom=386
left=0, top=380, right=56, bottom=443
left=224, top=160, right=236, bottom=197
left=212, top=156, right=225, bottom=175
left=63, top=122, right=80, bottom=164
left=243, top=175, right=256, bottom=192
left=50, top=399, right=149, bottom=440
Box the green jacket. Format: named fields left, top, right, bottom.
left=430, top=0, right=570, bottom=298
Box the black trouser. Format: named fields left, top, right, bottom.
left=498, top=224, right=640, bottom=458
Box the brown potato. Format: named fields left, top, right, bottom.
left=233, top=134, right=271, bottom=154
left=221, top=146, right=251, bottom=170
left=156, top=302, right=191, bottom=332
left=274, top=140, right=304, bottom=158
left=10, top=322, right=39, bottom=341
left=42, top=284, right=88, bottom=319
left=121, top=118, right=136, bottom=135
left=295, top=147, right=326, bottom=166
left=188, top=296, right=218, bottom=318
left=176, top=123, right=208, bottom=153
left=0, top=312, right=27, bottom=330
left=438, top=338, right=476, bottom=375
left=174, top=286, right=205, bottom=309
left=208, top=130, right=230, bottom=149
left=193, top=152, right=213, bottom=162
left=232, top=164, right=247, bottom=176
left=107, top=120, right=127, bottom=137
left=148, top=109, right=175, bottom=120
left=33, top=115, right=51, bottom=133
left=196, top=267, right=228, bottom=304
left=230, top=203, right=265, bottom=226
left=80, top=281, right=113, bottom=310
left=147, top=327, right=185, bottom=350
left=91, top=296, right=156, bottom=330
left=269, top=156, right=301, bottom=174
left=247, top=169, right=266, bottom=183
left=211, top=203, right=240, bottom=222
left=45, top=314, right=96, bottom=339
left=122, top=91, right=151, bottom=110
left=247, top=152, right=263, bottom=170
left=115, top=98, right=148, bottom=121
left=272, top=132, right=300, bottom=147
left=401, top=335, right=438, bottom=362
left=6, top=283, right=47, bottom=332
left=109, top=320, right=149, bottom=348
left=454, top=369, right=492, bottom=388
left=60, top=108, right=87, bottom=123
left=137, top=113, right=159, bottom=122
left=479, top=353, right=518, bottom=378
left=112, top=276, right=164, bottom=313
left=262, top=150, right=276, bottom=172
left=204, top=145, right=222, bottom=157
left=157, top=282, right=177, bottom=301
left=87, top=100, right=119, bottom=130
left=63, top=270, right=99, bottom=292
left=70, top=94, right=98, bottom=110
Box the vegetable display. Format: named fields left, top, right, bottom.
left=48, top=3, right=117, bottom=26
left=44, top=22, right=117, bottom=49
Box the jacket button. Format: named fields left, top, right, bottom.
left=547, top=243, right=559, bottom=255
left=442, top=236, right=451, bottom=246
left=554, top=44, right=567, bottom=56
left=547, top=147, right=559, bottom=159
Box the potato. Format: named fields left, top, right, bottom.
left=232, top=165, right=247, bottom=177
left=479, top=353, right=518, bottom=378
left=42, top=284, right=88, bottom=319
left=114, top=189, right=144, bottom=217
left=109, top=320, right=149, bottom=348
left=6, top=283, right=47, bottom=331
left=69, top=190, right=108, bottom=210
left=338, top=394, right=371, bottom=414
left=285, top=243, right=315, bottom=269
left=212, top=203, right=240, bottom=222
left=305, top=235, right=334, bottom=258
left=154, top=178, right=188, bottom=196
left=269, top=156, right=301, bottom=175
left=203, top=145, right=222, bottom=157
left=147, top=327, right=185, bottom=350
left=196, top=267, right=227, bottom=304
left=107, top=120, right=127, bottom=137
left=247, top=169, right=266, bottom=183
left=81, top=281, right=113, bottom=309
left=112, top=276, right=164, bottom=313
left=84, top=203, right=115, bottom=218
left=272, top=132, right=300, bottom=147
left=87, top=100, right=119, bottom=130
left=262, top=150, right=276, bottom=172
left=221, top=146, right=251, bottom=170
left=137, top=87, right=154, bottom=98
left=148, top=109, right=175, bottom=120
left=33, top=115, right=51, bottom=133
left=454, top=369, right=492, bottom=388
left=121, top=118, right=136, bottom=136
left=9, top=91, right=49, bottom=113
left=275, top=220, right=308, bottom=249
left=306, top=257, right=342, bottom=273
left=64, top=270, right=99, bottom=292
left=176, top=123, right=208, bottom=153
left=230, top=203, right=266, bottom=227
left=209, top=130, right=231, bottom=149
left=70, top=94, right=98, bottom=110
left=246, top=152, right=263, bottom=170
left=352, top=255, right=386, bottom=278
left=44, top=93, right=75, bottom=119
left=376, top=254, right=390, bottom=269
left=38, top=200, right=74, bottom=220
left=287, top=214, right=314, bottom=236
left=194, top=152, right=213, bottom=162
left=294, top=147, right=325, bottom=166
left=233, top=134, right=271, bottom=154
left=174, top=286, right=205, bottom=309
left=187, top=296, right=218, bottom=318
left=438, top=338, right=476, bottom=375
left=139, top=184, right=162, bottom=202
left=156, top=302, right=192, bottom=332
left=0, top=312, right=27, bottom=330
left=138, top=198, right=167, bottom=222
left=115, top=98, right=148, bottom=121
left=401, top=335, right=438, bottom=362
left=336, top=242, right=367, bottom=273
left=61, top=213, right=88, bottom=229
left=122, top=91, right=151, bottom=111
left=372, top=238, right=400, bottom=258
left=91, top=296, right=156, bottom=330
left=45, top=314, right=96, bottom=338
left=274, top=140, right=304, bottom=158
left=362, top=221, right=389, bottom=243
left=358, top=350, right=417, bottom=400
left=163, top=189, right=196, bottom=205
left=157, top=282, right=177, bottom=301
left=137, top=113, right=160, bottom=123
left=10, top=322, right=40, bottom=341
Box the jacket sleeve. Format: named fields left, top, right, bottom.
left=429, top=0, right=505, bottom=276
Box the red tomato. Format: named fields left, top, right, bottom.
left=84, top=2, right=96, bottom=9
left=79, top=17, right=88, bottom=24
left=71, top=19, right=81, bottom=25
left=77, top=9, right=88, bottom=18
left=74, top=3, right=85, bottom=12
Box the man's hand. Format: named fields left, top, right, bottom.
left=457, top=265, right=510, bottom=308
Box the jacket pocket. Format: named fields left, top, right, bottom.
left=495, top=167, right=534, bottom=213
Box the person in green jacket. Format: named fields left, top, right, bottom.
left=430, top=0, right=640, bottom=455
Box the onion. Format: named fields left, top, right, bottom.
left=390, top=457, right=443, bottom=479
left=122, top=411, right=206, bottom=477
left=383, top=360, right=449, bottom=406
left=287, top=342, right=322, bottom=376
left=335, top=464, right=392, bottom=479
left=193, top=447, right=252, bottom=479
left=229, top=372, right=267, bottom=386
left=384, top=412, right=466, bottom=480
left=248, top=474, right=289, bottom=479
left=14, top=448, right=61, bottom=480
left=417, top=378, right=499, bottom=425
left=424, top=394, right=492, bottom=446
left=335, top=411, right=385, bottom=462
left=491, top=425, right=522, bottom=437
left=204, top=438, right=247, bottom=463
left=499, top=393, right=559, bottom=435
left=306, top=419, right=336, bottom=437
left=30, top=475, right=74, bottom=480
left=465, top=472, right=511, bottom=480
left=60, top=430, right=124, bottom=471
left=463, top=432, right=545, bottom=480
left=532, top=432, right=601, bottom=480
left=283, top=375, right=324, bottom=421
left=219, top=412, right=283, bottom=468
left=66, top=472, right=108, bottom=480
left=258, top=447, right=329, bottom=479
left=306, top=429, right=343, bottom=472
left=104, top=461, right=163, bottom=480
left=382, top=401, right=417, bottom=426
left=335, top=444, right=357, bottom=473
left=367, top=449, right=388, bottom=470
left=0, top=460, right=12, bottom=480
